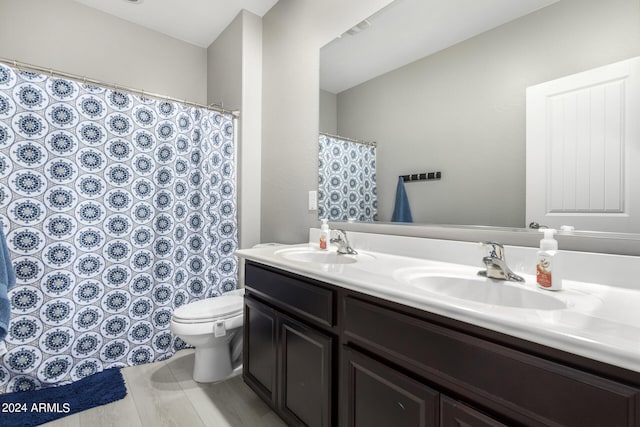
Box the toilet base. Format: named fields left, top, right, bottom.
left=228, top=363, right=243, bottom=379
left=193, top=344, right=233, bottom=383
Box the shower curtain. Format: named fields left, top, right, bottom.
left=0, top=64, right=237, bottom=394
left=318, top=134, right=376, bottom=221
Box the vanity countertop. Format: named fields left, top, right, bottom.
left=236, top=239, right=640, bottom=374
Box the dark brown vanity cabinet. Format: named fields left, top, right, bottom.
left=342, top=295, right=640, bottom=427
left=243, top=262, right=337, bottom=427
left=243, top=261, right=640, bottom=427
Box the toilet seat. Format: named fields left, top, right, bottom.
left=172, top=295, right=243, bottom=324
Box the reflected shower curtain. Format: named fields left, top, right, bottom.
left=0, top=64, right=237, bottom=393
left=318, top=134, right=376, bottom=221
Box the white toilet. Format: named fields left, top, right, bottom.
left=170, top=289, right=245, bottom=382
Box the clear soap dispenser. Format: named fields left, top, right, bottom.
left=536, top=229, right=562, bottom=291
left=319, top=219, right=330, bottom=250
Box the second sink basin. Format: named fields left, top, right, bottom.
left=395, top=267, right=567, bottom=310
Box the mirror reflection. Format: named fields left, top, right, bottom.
left=318, top=133, right=377, bottom=221
left=319, top=0, right=640, bottom=232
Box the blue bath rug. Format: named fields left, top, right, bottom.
left=0, top=367, right=127, bottom=426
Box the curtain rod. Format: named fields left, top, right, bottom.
left=320, top=132, right=377, bottom=147
left=0, top=57, right=240, bottom=118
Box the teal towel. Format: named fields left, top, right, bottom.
left=0, top=226, right=16, bottom=340
left=391, top=177, right=413, bottom=222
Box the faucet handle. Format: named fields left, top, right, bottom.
left=480, top=241, right=504, bottom=261
left=330, top=229, right=346, bottom=242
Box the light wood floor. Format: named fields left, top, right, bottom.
left=41, top=349, right=286, bottom=427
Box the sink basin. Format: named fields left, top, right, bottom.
left=396, top=268, right=567, bottom=310
left=275, top=247, right=374, bottom=264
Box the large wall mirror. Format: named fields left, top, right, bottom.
left=319, top=0, right=640, bottom=235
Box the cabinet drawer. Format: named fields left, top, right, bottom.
left=343, top=296, right=640, bottom=427
left=245, top=262, right=336, bottom=328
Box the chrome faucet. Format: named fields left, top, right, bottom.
left=330, top=229, right=358, bottom=255
left=529, top=222, right=548, bottom=229
left=478, top=242, right=524, bottom=282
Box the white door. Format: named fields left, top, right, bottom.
left=526, top=56, right=640, bottom=233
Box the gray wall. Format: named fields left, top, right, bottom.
left=208, top=12, right=243, bottom=110
left=207, top=11, right=263, bottom=250
left=238, top=12, right=263, bottom=250
left=0, top=0, right=207, bottom=104
left=319, top=90, right=337, bottom=134
left=261, top=0, right=394, bottom=244
left=335, top=0, right=640, bottom=226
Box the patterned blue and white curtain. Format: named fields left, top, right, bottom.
left=318, top=134, right=376, bottom=222
left=0, top=64, right=237, bottom=394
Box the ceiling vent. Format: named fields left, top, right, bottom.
left=342, top=19, right=371, bottom=37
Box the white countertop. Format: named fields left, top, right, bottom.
left=236, top=232, right=640, bottom=374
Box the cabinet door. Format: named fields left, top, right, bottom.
left=278, top=316, right=334, bottom=427
left=441, top=397, right=507, bottom=427
left=244, top=296, right=277, bottom=406
left=342, top=347, right=438, bottom=427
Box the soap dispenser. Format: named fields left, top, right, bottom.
left=319, top=219, right=330, bottom=250
left=536, top=229, right=562, bottom=291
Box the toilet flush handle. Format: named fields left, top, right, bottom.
left=214, top=321, right=226, bottom=338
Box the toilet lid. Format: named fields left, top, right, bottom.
left=173, top=295, right=243, bottom=322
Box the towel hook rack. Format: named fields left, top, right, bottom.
left=400, top=171, right=442, bottom=182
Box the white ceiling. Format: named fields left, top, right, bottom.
left=73, top=0, right=278, bottom=48
left=320, top=0, right=559, bottom=94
